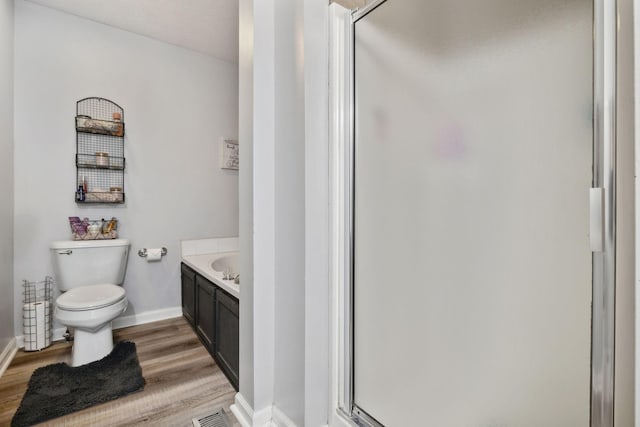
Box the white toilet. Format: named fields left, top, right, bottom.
left=50, top=238, right=130, bottom=366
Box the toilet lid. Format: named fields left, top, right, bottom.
left=56, top=284, right=125, bottom=311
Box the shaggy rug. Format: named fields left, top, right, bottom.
left=11, top=341, right=145, bottom=427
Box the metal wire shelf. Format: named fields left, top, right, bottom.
left=76, top=154, right=125, bottom=170
left=75, top=97, right=125, bottom=204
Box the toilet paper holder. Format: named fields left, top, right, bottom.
left=138, top=247, right=168, bottom=257
left=22, top=277, right=53, bottom=351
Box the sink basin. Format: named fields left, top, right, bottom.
left=211, top=253, right=239, bottom=277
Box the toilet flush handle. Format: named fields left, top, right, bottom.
left=58, top=250, right=72, bottom=255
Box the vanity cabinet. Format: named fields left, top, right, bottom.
left=195, top=275, right=216, bottom=353
left=181, top=264, right=239, bottom=390
left=215, top=289, right=239, bottom=389
left=180, top=263, right=196, bottom=326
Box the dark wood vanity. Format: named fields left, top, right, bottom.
left=181, top=262, right=239, bottom=390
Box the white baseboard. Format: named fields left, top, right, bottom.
left=112, top=306, right=182, bottom=329
left=229, top=395, right=307, bottom=427
left=52, top=326, right=67, bottom=342
left=271, top=405, right=298, bottom=427
left=231, top=392, right=274, bottom=427
left=0, top=338, right=18, bottom=378
left=16, top=327, right=67, bottom=349
left=15, top=306, right=183, bottom=349
left=231, top=392, right=254, bottom=427
left=250, top=402, right=273, bottom=426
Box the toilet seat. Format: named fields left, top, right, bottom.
left=56, top=284, right=125, bottom=311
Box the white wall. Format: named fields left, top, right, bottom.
left=13, top=0, right=238, bottom=336
left=247, top=0, right=276, bottom=419
left=238, top=0, right=255, bottom=410
left=236, top=1, right=330, bottom=426
left=0, top=0, right=15, bottom=350
left=303, top=0, right=330, bottom=425
left=273, top=0, right=306, bottom=424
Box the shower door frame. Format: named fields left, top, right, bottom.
left=331, top=0, right=618, bottom=426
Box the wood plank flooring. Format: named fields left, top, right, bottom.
left=0, top=317, right=239, bottom=426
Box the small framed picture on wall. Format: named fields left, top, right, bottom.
left=221, top=138, right=239, bottom=170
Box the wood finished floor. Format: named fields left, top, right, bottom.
left=0, top=317, right=239, bottom=426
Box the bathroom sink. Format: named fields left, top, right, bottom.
left=211, top=253, right=238, bottom=273
left=210, top=253, right=239, bottom=284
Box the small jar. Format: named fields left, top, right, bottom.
left=95, top=152, right=110, bottom=168
left=110, top=186, right=123, bottom=202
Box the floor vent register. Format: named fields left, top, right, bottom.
left=192, top=408, right=231, bottom=427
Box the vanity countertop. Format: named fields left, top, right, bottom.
left=182, top=252, right=239, bottom=299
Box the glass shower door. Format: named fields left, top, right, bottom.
left=352, top=0, right=594, bottom=425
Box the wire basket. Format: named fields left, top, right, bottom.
left=23, top=277, right=53, bottom=351
left=69, top=217, right=118, bottom=240
left=75, top=98, right=125, bottom=205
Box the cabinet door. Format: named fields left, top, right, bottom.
left=195, top=275, right=216, bottom=352
left=180, top=263, right=196, bottom=326
left=215, top=289, right=239, bottom=390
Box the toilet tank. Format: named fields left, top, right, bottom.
left=50, top=239, right=130, bottom=291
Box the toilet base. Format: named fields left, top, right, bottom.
left=72, top=322, right=114, bottom=366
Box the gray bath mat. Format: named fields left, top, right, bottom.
left=11, top=341, right=145, bottom=427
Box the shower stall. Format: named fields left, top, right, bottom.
left=333, top=0, right=618, bottom=425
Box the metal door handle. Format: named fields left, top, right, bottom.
left=58, top=250, right=72, bottom=255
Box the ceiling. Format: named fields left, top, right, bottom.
left=25, top=0, right=239, bottom=63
